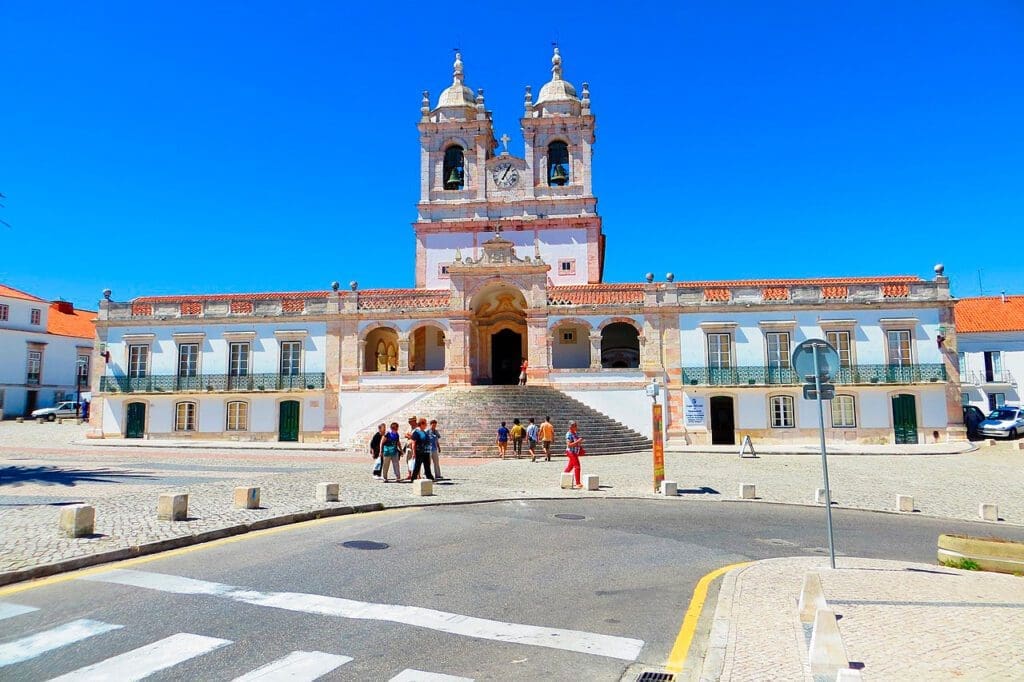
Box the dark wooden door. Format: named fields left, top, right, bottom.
left=491, top=330, right=522, bottom=385
left=710, top=396, right=736, bottom=445
left=892, top=394, right=918, bottom=444
left=126, top=402, right=146, bottom=438
left=279, top=400, right=300, bottom=442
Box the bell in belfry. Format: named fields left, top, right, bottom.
left=445, top=167, right=463, bottom=190
left=550, top=163, right=568, bottom=186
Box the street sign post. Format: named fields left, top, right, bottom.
left=793, top=339, right=841, bottom=569
left=647, top=379, right=664, bottom=492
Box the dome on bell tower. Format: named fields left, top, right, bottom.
left=535, top=47, right=580, bottom=111
left=435, top=52, right=476, bottom=109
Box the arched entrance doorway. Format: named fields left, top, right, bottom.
left=468, top=282, right=527, bottom=385
left=491, top=329, right=523, bottom=385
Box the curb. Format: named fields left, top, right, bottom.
left=698, top=563, right=750, bottom=681
left=0, top=502, right=384, bottom=588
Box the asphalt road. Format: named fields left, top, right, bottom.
left=3, top=499, right=1023, bottom=681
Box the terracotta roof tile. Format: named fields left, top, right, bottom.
left=955, top=296, right=1024, bottom=333
left=45, top=302, right=95, bottom=339
left=0, top=283, right=46, bottom=302
left=547, top=284, right=645, bottom=306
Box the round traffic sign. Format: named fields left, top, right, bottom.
left=792, top=339, right=840, bottom=382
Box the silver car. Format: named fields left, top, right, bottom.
left=978, top=406, right=1024, bottom=439
left=30, top=401, right=81, bottom=421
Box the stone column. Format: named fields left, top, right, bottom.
left=398, top=336, right=410, bottom=373
left=588, top=332, right=602, bottom=369
left=447, top=319, right=471, bottom=384
left=526, top=313, right=550, bottom=383
left=940, top=302, right=968, bottom=441
left=322, top=320, right=342, bottom=440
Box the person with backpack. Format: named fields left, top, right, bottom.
left=370, top=423, right=386, bottom=479
left=510, top=418, right=526, bottom=459
left=496, top=421, right=510, bottom=459
left=380, top=422, right=403, bottom=482
left=526, top=417, right=539, bottom=462
left=410, top=418, right=435, bottom=481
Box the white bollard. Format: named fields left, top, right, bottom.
left=835, top=669, right=863, bottom=681
left=157, top=493, right=189, bottom=521
left=584, top=474, right=600, bottom=491
left=560, top=473, right=574, bottom=489
left=979, top=503, right=998, bottom=522
left=739, top=484, right=756, bottom=500
left=660, top=480, right=677, bottom=497
left=233, top=486, right=261, bottom=509
left=808, top=608, right=849, bottom=675
left=798, top=572, right=827, bottom=623
left=815, top=488, right=833, bottom=505
left=413, top=479, right=433, bottom=496
left=897, top=495, right=914, bottom=513
left=60, top=504, right=95, bottom=538
left=316, top=482, right=340, bottom=503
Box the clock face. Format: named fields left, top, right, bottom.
left=491, top=162, right=519, bottom=189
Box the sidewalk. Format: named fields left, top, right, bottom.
left=697, top=556, right=1024, bottom=681
left=668, top=442, right=976, bottom=456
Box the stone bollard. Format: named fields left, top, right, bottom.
left=897, top=495, right=914, bottom=513
left=808, top=608, right=849, bottom=676
left=739, top=484, right=757, bottom=500
left=60, top=504, right=95, bottom=538
left=584, top=474, right=600, bottom=491
left=233, top=486, right=261, bottom=509
left=815, top=488, right=834, bottom=504
left=1014, top=441, right=1024, bottom=451
left=660, top=480, right=677, bottom=497
left=798, top=572, right=827, bottom=623
left=36, top=417, right=46, bottom=424
left=16, top=417, right=24, bottom=423
left=982, top=439, right=996, bottom=447
left=157, top=493, right=189, bottom=521
left=979, top=503, right=999, bottom=522
left=836, top=669, right=863, bottom=681
left=413, top=479, right=433, bottom=496
left=560, top=473, right=574, bottom=489
left=316, top=482, right=340, bottom=503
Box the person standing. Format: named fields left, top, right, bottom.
left=380, top=422, right=403, bottom=482
left=539, top=416, right=555, bottom=462
left=510, top=418, right=525, bottom=459
left=526, top=417, right=539, bottom=462
left=428, top=419, right=443, bottom=480
left=404, top=416, right=418, bottom=480
left=519, top=359, right=529, bottom=386
left=496, top=421, right=510, bottom=459
left=410, top=418, right=435, bottom=481
left=370, top=423, right=386, bottom=479
left=563, top=421, right=584, bottom=489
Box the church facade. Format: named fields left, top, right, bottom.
left=88, top=50, right=964, bottom=447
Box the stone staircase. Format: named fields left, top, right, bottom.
left=347, top=385, right=652, bottom=457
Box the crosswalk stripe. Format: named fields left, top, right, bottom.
left=231, top=651, right=353, bottom=681
left=0, top=602, right=39, bottom=621
left=389, top=669, right=475, bottom=682
left=82, top=569, right=645, bottom=661
left=0, top=619, right=122, bottom=668
left=48, top=632, right=231, bottom=681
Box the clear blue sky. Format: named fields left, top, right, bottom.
left=3, top=1, right=1022, bottom=309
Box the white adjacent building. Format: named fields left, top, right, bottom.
left=956, top=295, right=1023, bottom=411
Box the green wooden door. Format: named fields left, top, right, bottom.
left=126, top=402, right=146, bottom=439
left=891, top=394, right=918, bottom=444
left=279, top=400, right=300, bottom=442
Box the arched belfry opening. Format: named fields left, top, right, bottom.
left=468, top=282, right=528, bottom=385
left=443, top=145, right=465, bottom=190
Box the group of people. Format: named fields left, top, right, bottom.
left=369, top=416, right=445, bottom=483
left=497, top=417, right=586, bottom=489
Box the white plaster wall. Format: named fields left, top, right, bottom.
left=0, top=297, right=49, bottom=333
left=251, top=399, right=276, bottom=433
left=424, top=232, right=475, bottom=289
left=102, top=396, right=123, bottom=435
left=197, top=398, right=220, bottom=432
left=547, top=370, right=645, bottom=384
left=0, top=327, right=92, bottom=415
left=302, top=397, right=324, bottom=432
left=919, top=387, right=947, bottom=427
left=564, top=387, right=664, bottom=439
left=551, top=325, right=591, bottom=368
left=149, top=399, right=174, bottom=434
left=736, top=392, right=768, bottom=429
left=857, top=391, right=891, bottom=428
left=339, top=390, right=431, bottom=442
left=959, top=331, right=1024, bottom=408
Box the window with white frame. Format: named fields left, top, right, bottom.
left=229, top=342, right=250, bottom=376
left=886, top=330, right=912, bottom=366
left=226, top=401, right=248, bottom=431
left=831, top=395, right=856, bottom=428
left=765, top=332, right=791, bottom=369
left=0, top=304, right=8, bottom=321
left=707, top=333, right=732, bottom=368
left=178, top=344, right=199, bottom=377
left=174, top=402, right=196, bottom=431
left=76, top=354, right=90, bottom=386
left=30, top=308, right=41, bottom=325
left=558, top=259, right=576, bottom=276
left=825, top=331, right=852, bottom=367
left=128, top=345, right=149, bottom=378
left=280, top=341, right=301, bottom=376
left=770, top=395, right=795, bottom=428
left=26, top=350, right=42, bottom=385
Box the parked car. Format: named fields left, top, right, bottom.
left=30, top=401, right=81, bottom=421
left=978, top=406, right=1024, bottom=439
left=963, top=405, right=986, bottom=437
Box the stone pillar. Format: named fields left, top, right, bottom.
left=641, top=316, right=663, bottom=373
left=447, top=319, right=471, bottom=385
left=526, top=313, right=550, bottom=383
left=397, top=336, right=410, bottom=373
left=322, top=320, right=342, bottom=440
left=588, top=332, right=602, bottom=369
left=939, top=300, right=968, bottom=441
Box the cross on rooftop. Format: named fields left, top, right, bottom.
left=500, top=133, right=510, bottom=153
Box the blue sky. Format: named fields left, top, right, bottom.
left=2, top=1, right=1022, bottom=309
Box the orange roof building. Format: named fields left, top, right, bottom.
left=955, top=296, right=1023, bottom=411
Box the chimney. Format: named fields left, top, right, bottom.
left=1001, top=290, right=1006, bottom=303
left=53, top=300, right=74, bottom=314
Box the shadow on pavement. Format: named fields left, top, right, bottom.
left=0, top=465, right=156, bottom=488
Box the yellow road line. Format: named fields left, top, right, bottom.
left=665, top=561, right=752, bottom=673
left=0, top=507, right=412, bottom=598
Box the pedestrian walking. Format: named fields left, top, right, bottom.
left=496, top=421, right=510, bottom=459
left=380, top=422, right=403, bottom=482
left=428, top=419, right=443, bottom=480
left=370, top=423, right=386, bottom=479
left=410, top=418, right=435, bottom=481
left=563, top=421, right=584, bottom=489
left=539, top=416, right=555, bottom=461
left=404, top=416, right=418, bottom=480
left=510, top=418, right=525, bottom=459
left=526, top=417, right=539, bottom=462
left=519, top=359, right=529, bottom=385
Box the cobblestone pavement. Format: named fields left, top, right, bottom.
left=702, top=556, right=1024, bottom=681
left=1, top=421, right=1023, bottom=580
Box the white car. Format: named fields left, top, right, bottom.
left=30, top=401, right=81, bottom=421
left=978, top=406, right=1024, bottom=439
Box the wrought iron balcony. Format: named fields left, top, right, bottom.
left=99, top=372, right=326, bottom=394
left=682, top=364, right=947, bottom=386
left=962, top=370, right=1016, bottom=386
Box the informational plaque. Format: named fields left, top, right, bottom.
left=684, top=396, right=705, bottom=426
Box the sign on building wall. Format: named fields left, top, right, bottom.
left=684, top=396, right=706, bottom=426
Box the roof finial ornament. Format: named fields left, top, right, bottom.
left=452, top=49, right=464, bottom=84
left=420, top=90, right=430, bottom=118
left=524, top=85, right=533, bottom=115
left=551, top=43, right=562, bottom=80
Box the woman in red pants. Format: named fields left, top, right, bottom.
left=563, top=421, right=584, bottom=489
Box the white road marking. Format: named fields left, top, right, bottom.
left=0, top=619, right=122, bottom=667
left=83, top=569, right=645, bottom=661
left=0, top=602, right=38, bottom=621
left=389, top=669, right=475, bottom=682
left=231, top=650, right=353, bottom=681
left=48, top=632, right=231, bottom=681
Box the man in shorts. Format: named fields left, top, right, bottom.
left=496, top=421, right=510, bottom=459
left=510, top=419, right=526, bottom=459
left=526, top=417, right=539, bottom=462
left=538, top=416, right=555, bottom=462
